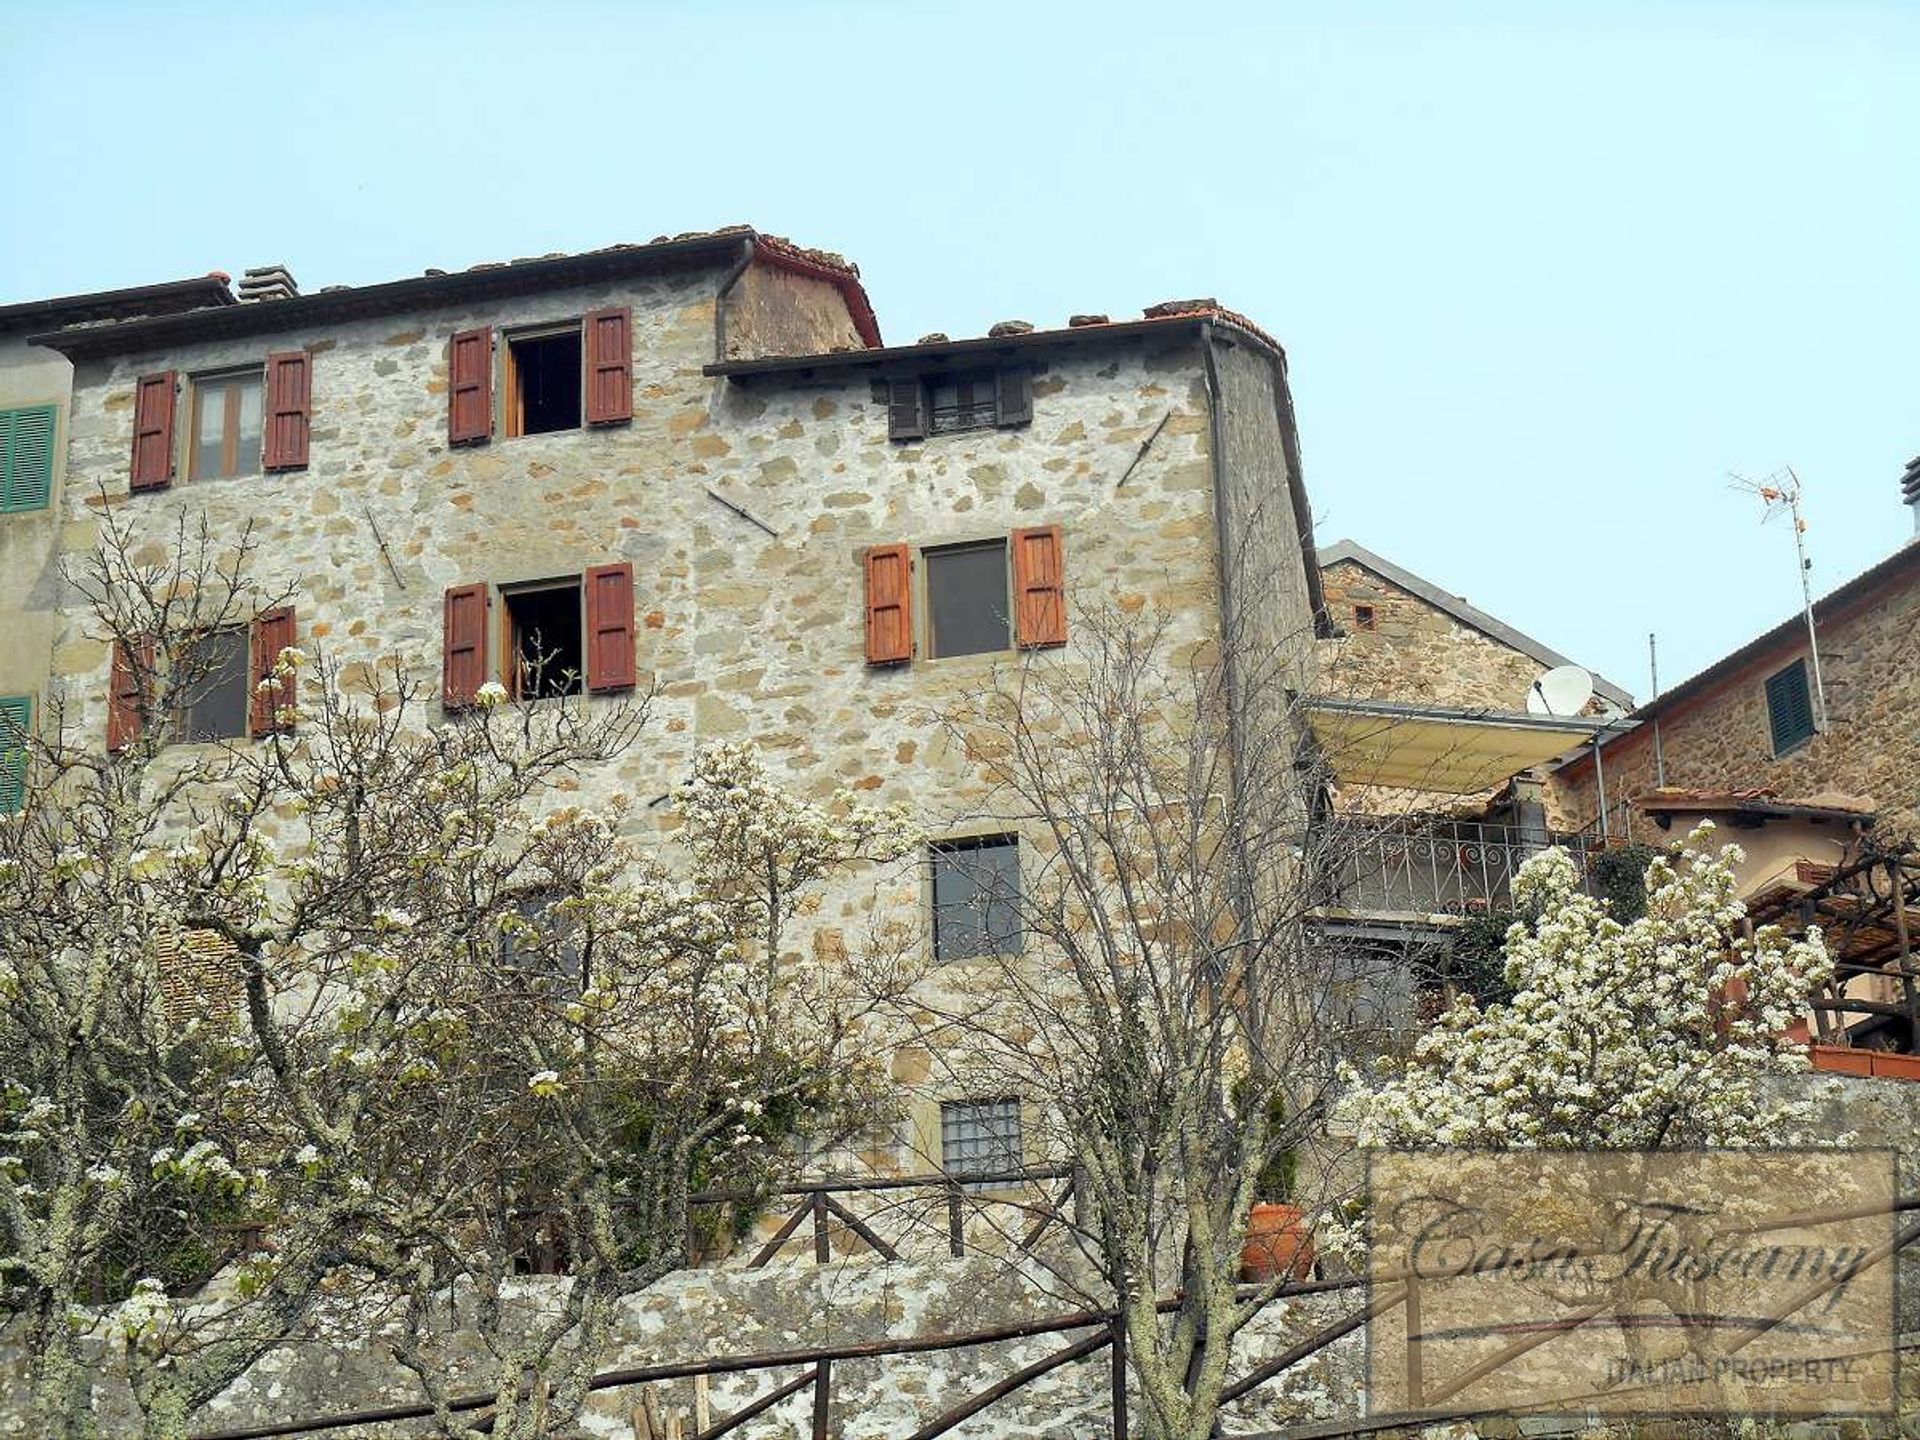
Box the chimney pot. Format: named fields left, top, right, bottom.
left=236, top=265, right=299, bottom=302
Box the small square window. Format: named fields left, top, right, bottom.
left=190, top=372, right=264, bottom=481
left=931, top=835, right=1021, bottom=961
left=925, top=540, right=1011, bottom=659
left=506, top=328, right=582, bottom=437
left=503, top=579, right=584, bottom=699
left=941, top=1097, right=1022, bottom=1185
left=1765, top=659, right=1816, bottom=756
left=175, top=628, right=251, bottom=742
left=1352, top=604, right=1377, bottom=632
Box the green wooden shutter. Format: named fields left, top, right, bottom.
left=1765, top=661, right=1815, bottom=755
left=0, top=696, right=29, bottom=814
left=0, top=405, right=56, bottom=513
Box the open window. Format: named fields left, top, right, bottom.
left=505, top=328, right=582, bottom=437
left=502, top=579, right=584, bottom=699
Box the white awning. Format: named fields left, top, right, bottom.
left=1305, top=697, right=1609, bottom=795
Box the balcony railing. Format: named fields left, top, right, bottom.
left=1312, top=817, right=1595, bottom=918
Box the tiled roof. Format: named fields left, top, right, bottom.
left=1635, top=786, right=1879, bottom=825
left=30, top=227, right=881, bottom=358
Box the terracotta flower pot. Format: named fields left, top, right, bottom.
left=1240, top=1201, right=1314, bottom=1283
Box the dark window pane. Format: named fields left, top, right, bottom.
left=928, top=372, right=999, bottom=434
left=932, top=836, right=1021, bottom=961
left=178, top=629, right=250, bottom=741
left=504, top=583, right=584, bottom=699
left=926, top=541, right=1010, bottom=658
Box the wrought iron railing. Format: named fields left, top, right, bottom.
left=1312, top=817, right=1596, bottom=918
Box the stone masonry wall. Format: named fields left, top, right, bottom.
left=1550, top=556, right=1920, bottom=842
left=46, top=273, right=1296, bottom=1174
left=1315, top=557, right=1554, bottom=713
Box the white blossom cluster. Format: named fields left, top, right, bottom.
left=1341, top=826, right=1833, bottom=1150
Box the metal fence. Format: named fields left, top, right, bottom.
left=1314, top=817, right=1595, bottom=917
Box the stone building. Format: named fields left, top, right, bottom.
left=0, top=273, right=236, bottom=808
left=1551, top=524, right=1920, bottom=846
left=24, top=227, right=1322, bottom=1182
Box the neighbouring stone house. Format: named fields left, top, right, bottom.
left=0, top=273, right=236, bottom=812
left=1551, top=519, right=1920, bottom=846
left=24, top=227, right=1323, bottom=1189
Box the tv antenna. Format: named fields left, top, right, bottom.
left=1729, top=466, right=1827, bottom=729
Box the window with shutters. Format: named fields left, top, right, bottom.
left=931, top=835, right=1022, bottom=962
left=189, top=370, right=264, bottom=481
left=503, top=579, right=585, bottom=699
left=864, top=527, right=1066, bottom=665
left=940, top=1097, right=1023, bottom=1186
left=1765, top=659, right=1817, bottom=756
left=0, top=405, right=56, bottom=513
left=885, top=367, right=1033, bottom=441
left=0, top=696, right=29, bottom=814
left=445, top=563, right=635, bottom=708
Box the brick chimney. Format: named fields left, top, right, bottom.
left=236, top=265, right=298, bottom=303
left=1903, top=454, right=1919, bottom=535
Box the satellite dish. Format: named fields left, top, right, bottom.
left=1527, top=665, right=1595, bottom=717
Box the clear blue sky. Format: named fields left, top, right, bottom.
left=6, top=1, right=1914, bottom=702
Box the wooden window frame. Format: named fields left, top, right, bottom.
left=921, top=537, right=1014, bottom=661
left=502, top=321, right=584, bottom=440
left=1353, top=604, right=1377, bottom=632
left=187, top=368, right=265, bottom=482
left=171, top=625, right=254, bottom=744
left=499, top=576, right=586, bottom=700
left=887, top=366, right=1033, bottom=442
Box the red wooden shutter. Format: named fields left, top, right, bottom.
left=130, top=372, right=177, bottom=490
left=583, top=562, right=637, bottom=692
left=886, top=380, right=927, bottom=441
left=1012, top=526, right=1067, bottom=649
left=262, top=352, right=311, bottom=471
left=249, top=606, right=297, bottom=735
left=583, top=307, right=633, bottom=426
left=447, top=328, right=494, bottom=446
left=994, top=368, right=1033, bottom=428
left=442, top=584, right=490, bottom=708
left=107, top=638, right=153, bottom=751
left=864, top=544, right=913, bottom=665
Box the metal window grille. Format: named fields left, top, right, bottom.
left=941, top=1097, right=1022, bottom=1183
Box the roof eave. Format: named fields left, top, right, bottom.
left=0, top=275, right=238, bottom=334
left=29, top=235, right=758, bottom=360
left=703, top=313, right=1284, bottom=379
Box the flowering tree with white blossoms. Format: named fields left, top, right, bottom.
left=0, top=511, right=917, bottom=1440
left=1341, top=826, right=1833, bottom=1151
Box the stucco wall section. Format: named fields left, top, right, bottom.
left=1551, top=557, right=1920, bottom=842
left=722, top=259, right=865, bottom=360
left=0, top=334, right=70, bottom=710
